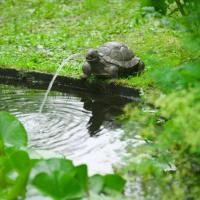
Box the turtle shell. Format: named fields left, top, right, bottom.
left=98, top=42, right=140, bottom=68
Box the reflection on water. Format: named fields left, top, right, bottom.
left=80, top=93, right=132, bottom=136
left=0, top=84, right=139, bottom=174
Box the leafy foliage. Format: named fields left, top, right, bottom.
left=122, top=0, right=200, bottom=199
left=0, top=112, right=28, bottom=148
left=141, top=0, right=168, bottom=14
left=0, top=112, right=126, bottom=199
left=141, top=0, right=196, bottom=16
left=123, top=85, right=200, bottom=199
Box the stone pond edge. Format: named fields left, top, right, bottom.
left=0, top=67, right=140, bottom=99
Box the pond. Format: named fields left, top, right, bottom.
left=0, top=83, right=141, bottom=175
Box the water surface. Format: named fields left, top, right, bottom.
left=0, top=83, right=139, bottom=174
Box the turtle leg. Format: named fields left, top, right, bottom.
left=106, top=65, right=119, bottom=79
left=81, top=62, right=91, bottom=79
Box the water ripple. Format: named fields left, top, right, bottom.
left=0, top=84, right=137, bottom=174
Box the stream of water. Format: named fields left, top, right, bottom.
left=39, top=55, right=80, bottom=113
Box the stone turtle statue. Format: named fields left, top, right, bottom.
left=82, top=42, right=144, bottom=79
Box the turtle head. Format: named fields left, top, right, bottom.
left=86, top=49, right=100, bottom=62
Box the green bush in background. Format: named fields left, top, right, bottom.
left=123, top=0, right=200, bottom=199
left=141, top=0, right=195, bottom=16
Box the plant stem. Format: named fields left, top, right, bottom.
left=0, top=140, right=5, bottom=156
left=175, top=0, right=186, bottom=16
left=168, top=8, right=179, bottom=16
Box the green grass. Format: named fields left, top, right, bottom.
left=0, top=0, right=196, bottom=89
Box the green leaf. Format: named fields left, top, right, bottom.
left=6, top=169, right=30, bottom=200
left=89, top=174, right=104, bottom=194
left=32, top=158, right=87, bottom=199
left=32, top=172, right=58, bottom=198
left=0, top=112, right=28, bottom=148
left=0, top=149, right=32, bottom=200
left=59, top=174, right=86, bottom=199
left=33, top=172, right=86, bottom=199
left=9, top=150, right=31, bottom=173
left=103, top=174, right=126, bottom=193
left=31, top=158, right=76, bottom=177
left=75, top=164, right=89, bottom=193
